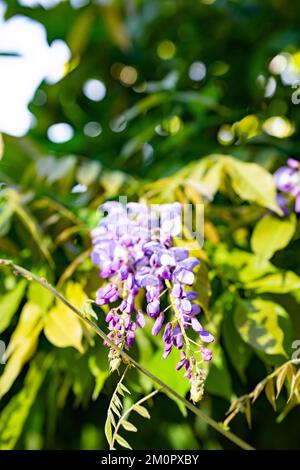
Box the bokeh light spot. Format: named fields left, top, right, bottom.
left=83, top=79, right=106, bottom=101
left=47, top=122, right=74, bottom=143
left=263, top=116, right=294, bottom=138
left=189, top=61, right=206, bottom=81
left=217, top=125, right=234, bottom=145
left=157, top=40, right=176, bottom=60
left=84, top=121, right=102, bottom=138
left=119, top=66, right=138, bottom=86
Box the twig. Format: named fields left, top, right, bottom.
left=111, top=388, right=161, bottom=450
left=0, top=258, right=254, bottom=450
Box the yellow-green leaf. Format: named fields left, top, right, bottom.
left=0, top=303, right=43, bottom=398
left=234, top=298, right=290, bottom=356
left=88, top=353, right=109, bottom=401
left=252, top=381, right=265, bottom=403
left=105, top=414, right=113, bottom=446
left=133, top=404, right=150, bottom=419
left=251, top=214, right=296, bottom=261
left=265, top=379, right=276, bottom=411
left=44, top=304, right=83, bottom=352
left=288, top=369, right=300, bottom=402
left=114, top=434, right=132, bottom=449
left=276, top=365, right=288, bottom=399
left=121, top=420, right=137, bottom=432
left=193, top=262, right=211, bottom=314
left=0, top=354, right=50, bottom=450
left=0, top=280, right=27, bottom=334
left=245, top=398, right=252, bottom=429
left=224, top=156, right=281, bottom=214
left=7, top=189, right=53, bottom=267
left=44, top=282, right=86, bottom=353
left=245, top=270, right=300, bottom=293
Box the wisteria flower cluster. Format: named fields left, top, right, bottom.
left=91, top=201, right=214, bottom=402
left=274, top=158, right=300, bottom=215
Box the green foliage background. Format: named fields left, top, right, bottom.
left=0, top=0, right=300, bottom=450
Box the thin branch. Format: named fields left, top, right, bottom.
left=105, top=365, right=129, bottom=447
left=111, top=388, right=161, bottom=450
left=0, top=258, right=254, bottom=450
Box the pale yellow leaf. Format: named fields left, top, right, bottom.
left=44, top=304, right=83, bottom=353
left=0, top=302, right=43, bottom=398
left=265, top=379, right=276, bottom=411
left=44, top=281, right=86, bottom=353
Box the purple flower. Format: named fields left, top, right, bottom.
left=191, top=317, right=202, bottom=332
left=274, top=159, right=300, bottom=214
left=174, top=267, right=195, bottom=285
left=96, top=284, right=119, bottom=305
left=91, top=201, right=214, bottom=401
left=136, top=310, right=146, bottom=328
left=147, top=299, right=160, bottom=317
left=200, top=346, right=212, bottom=362
left=152, top=313, right=165, bottom=336
left=200, top=329, right=215, bottom=343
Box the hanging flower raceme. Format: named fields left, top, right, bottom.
left=91, top=201, right=214, bottom=402
left=274, top=158, right=300, bottom=214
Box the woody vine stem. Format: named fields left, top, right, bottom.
left=0, top=258, right=254, bottom=450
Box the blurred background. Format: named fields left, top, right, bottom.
left=2, top=0, right=300, bottom=177
left=1, top=0, right=300, bottom=450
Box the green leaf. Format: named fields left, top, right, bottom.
left=114, top=434, right=132, bottom=449
left=121, top=420, right=137, bottom=432
left=147, top=348, right=189, bottom=416
left=0, top=201, right=13, bottom=237
left=212, top=244, right=275, bottom=284
left=104, top=414, right=113, bottom=446
left=88, top=351, right=109, bottom=401
left=224, top=156, right=281, bottom=214
left=133, top=404, right=150, bottom=419
left=201, top=161, right=225, bottom=197
left=265, top=379, right=276, bottom=411
left=234, top=298, right=290, bottom=357
left=245, top=399, right=252, bottom=429
left=119, top=383, right=131, bottom=395
left=193, top=262, right=211, bottom=313
left=67, top=7, right=94, bottom=58
left=0, top=280, right=27, bottom=334
left=0, top=354, right=50, bottom=450
left=251, top=214, right=296, bottom=260
left=276, top=365, right=288, bottom=399
left=0, top=302, right=43, bottom=398
left=223, top=309, right=252, bottom=381
left=44, top=282, right=85, bottom=353
left=28, top=282, right=53, bottom=311
left=111, top=403, right=121, bottom=418
left=205, top=344, right=233, bottom=401
left=7, top=189, right=54, bottom=267
left=44, top=304, right=83, bottom=353
left=252, top=381, right=265, bottom=403
left=245, top=270, right=300, bottom=293
left=288, top=369, right=300, bottom=402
